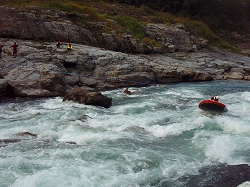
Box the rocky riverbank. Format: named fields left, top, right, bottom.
left=1, top=38, right=250, bottom=99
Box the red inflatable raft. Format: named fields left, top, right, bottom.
left=198, top=100, right=227, bottom=112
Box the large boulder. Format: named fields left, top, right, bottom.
left=4, top=63, right=67, bottom=97
left=153, top=66, right=182, bottom=83
left=0, top=6, right=96, bottom=44
left=0, top=79, right=8, bottom=96
left=145, top=23, right=204, bottom=52
left=184, top=163, right=250, bottom=187
left=63, top=87, right=112, bottom=108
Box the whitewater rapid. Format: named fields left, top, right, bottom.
left=0, top=80, right=250, bottom=187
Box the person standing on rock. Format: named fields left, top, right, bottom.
left=0, top=43, right=3, bottom=60
left=11, top=42, right=18, bottom=58
left=67, top=42, right=72, bottom=51
left=56, top=40, right=61, bottom=48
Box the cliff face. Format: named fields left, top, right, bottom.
left=1, top=6, right=250, bottom=98
left=0, top=6, right=207, bottom=54
left=0, top=6, right=96, bottom=44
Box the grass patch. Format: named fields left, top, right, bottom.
left=48, top=2, right=83, bottom=12
left=142, top=37, right=161, bottom=48
left=111, top=15, right=145, bottom=39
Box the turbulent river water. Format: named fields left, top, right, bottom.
left=1, top=80, right=250, bottom=187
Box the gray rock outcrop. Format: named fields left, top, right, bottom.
left=184, top=163, right=250, bottom=187
left=0, top=6, right=96, bottom=44
left=63, top=87, right=112, bottom=108
left=0, top=6, right=205, bottom=54
left=145, top=23, right=207, bottom=52
left=0, top=38, right=250, bottom=99
left=5, top=64, right=66, bottom=97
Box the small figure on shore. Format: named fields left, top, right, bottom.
left=124, top=88, right=132, bottom=95
left=56, top=40, right=61, bottom=48
left=11, top=42, right=18, bottom=58
left=211, top=96, right=219, bottom=102
left=67, top=42, right=72, bottom=51
left=0, top=43, right=3, bottom=60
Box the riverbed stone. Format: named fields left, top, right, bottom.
left=63, top=87, right=112, bottom=108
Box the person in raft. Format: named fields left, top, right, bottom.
left=124, top=88, right=132, bottom=95
left=211, top=96, right=219, bottom=102
left=67, top=42, right=72, bottom=51
left=11, top=42, right=18, bottom=58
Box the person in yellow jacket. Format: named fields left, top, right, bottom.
left=67, top=42, right=72, bottom=51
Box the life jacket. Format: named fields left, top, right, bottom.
left=67, top=43, right=72, bottom=49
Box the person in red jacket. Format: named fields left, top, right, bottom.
left=56, top=40, right=61, bottom=48
left=11, top=42, right=18, bottom=58
left=211, top=96, right=219, bottom=102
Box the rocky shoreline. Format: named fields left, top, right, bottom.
left=1, top=5, right=250, bottom=101
left=1, top=5, right=250, bottom=186
left=1, top=38, right=250, bottom=100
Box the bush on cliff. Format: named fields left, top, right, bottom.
left=111, top=15, right=145, bottom=39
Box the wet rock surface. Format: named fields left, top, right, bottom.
left=63, top=87, right=112, bottom=108
left=183, top=163, right=250, bottom=187
left=0, top=38, right=250, bottom=99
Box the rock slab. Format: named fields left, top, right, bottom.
left=63, top=87, right=112, bottom=108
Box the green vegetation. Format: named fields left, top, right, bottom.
left=48, top=2, right=83, bottom=12
left=111, top=15, right=145, bottom=39
left=106, top=0, right=250, bottom=34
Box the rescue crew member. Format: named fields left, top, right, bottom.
left=211, top=96, right=219, bottom=102
left=56, top=40, right=61, bottom=48
left=67, top=42, right=72, bottom=51
left=124, top=88, right=132, bottom=95
left=11, top=42, right=18, bottom=58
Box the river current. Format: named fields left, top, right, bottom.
left=0, top=80, right=250, bottom=187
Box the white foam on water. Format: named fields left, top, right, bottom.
left=11, top=167, right=92, bottom=187
left=1, top=81, right=250, bottom=186
left=57, top=124, right=121, bottom=145
left=162, top=160, right=201, bottom=181
left=205, top=134, right=238, bottom=163
left=216, top=116, right=250, bottom=135
left=147, top=116, right=205, bottom=138
left=203, top=133, right=250, bottom=164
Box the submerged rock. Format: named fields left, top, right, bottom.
left=15, top=132, right=38, bottom=138
left=78, top=114, right=93, bottom=122
left=0, top=139, right=21, bottom=147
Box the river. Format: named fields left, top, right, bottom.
left=0, top=80, right=250, bottom=187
